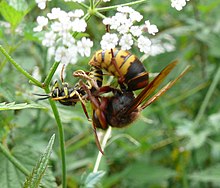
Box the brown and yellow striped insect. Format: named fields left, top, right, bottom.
left=89, top=49, right=149, bottom=91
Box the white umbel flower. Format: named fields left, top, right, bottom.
left=119, top=34, right=133, bottom=50
left=47, top=8, right=62, bottom=20
left=35, top=0, right=48, bottom=10
left=42, top=31, right=57, bottom=47
left=101, top=33, right=119, bottom=50
left=77, top=37, right=93, bottom=57
left=130, top=26, right=142, bottom=37
left=55, top=46, right=71, bottom=64
left=171, top=0, right=190, bottom=11
left=144, top=20, right=159, bottom=35
left=137, top=35, right=152, bottom=54
left=71, top=18, right=87, bottom=32
left=33, top=16, right=48, bottom=32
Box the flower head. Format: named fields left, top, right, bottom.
left=34, top=7, right=93, bottom=65
left=119, top=34, right=133, bottom=50
left=33, top=16, right=48, bottom=32
left=144, top=20, right=159, bottom=35
left=77, top=37, right=93, bottom=57
left=137, top=35, right=152, bottom=54
left=171, top=0, right=190, bottom=11
left=35, top=0, right=50, bottom=10
left=101, top=6, right=159, bottom=55
left=101, top=33, right=119, bottom=50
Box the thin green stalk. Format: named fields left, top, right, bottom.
left=94, top=0, right=102, bottom=7
left=77, top=2, right=89, bottom=9
left=0, top=143, right=30, bottom=176
left=43, top=62, right=60, bottom=87
left=94, top=11, right=106, bottom=19
left=90, top=0, right=94, bottom=9
left=0, top=45, right=42, bottom=88
left=194, top=65, right=220, bottom=126
left=97, top=0, right=147, bottom=12
left=45, top=86, right=66, bottom=188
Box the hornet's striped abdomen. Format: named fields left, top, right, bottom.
left=89, top=49, right=149, bottom=91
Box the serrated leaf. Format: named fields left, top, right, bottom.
left=189, top=164, right=220, bottom=184
left=0, top=0, right=28, bottom=30
left=0, top=102, right=46, bottom=111
left=83, top=171, right=106, bottom=188
left=125, top=162, right=176, bottom=186
left=0, top=154, right=25, bottom=188
left=0, top=141, right=56, bottom=188
left=23, top=134, right=56, bottom=188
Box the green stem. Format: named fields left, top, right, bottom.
left=45, top=86, right=66, bottom=188
left=97, top=0, right=147, bottom=12
left=94, top=0, right=102, bottom=7
left=194, top=65, right=220, bottom=126
left=90, top=0, right=94, bottom=9
left=0, top=143, right=30, bottom=176
left=43, top=62, right=60, bottom=88
left=94, top=11, right=106, bottom=19
left=78, top=2, right=89, bottom=9
left=0, top=45, right=42, bottom=88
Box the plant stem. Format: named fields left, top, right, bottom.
left=0, top=45, right=42, bottom=88
left=45, top=87, right=66, bottom=188
left=94, top=11, right=106, bottom=19
left=43, top=62, right=60, bottom=87
left=78, top=2, right=89, bottom=9
left=97, top=0, right=147, bottom=12
left=194, top=65, right=220, bottom=126
left=90, top=0, right=94, bottom=9
left=0, top=143, right=30, bottom=176
left=93, top=127, right=112, bottom=173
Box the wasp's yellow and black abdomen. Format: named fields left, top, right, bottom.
left=89, top=49, right=149, bottom=91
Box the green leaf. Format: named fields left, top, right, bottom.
left=0, top=154, right=25, bottom=188
left=0, top=0, right=28, bottom=30
left=82, top=171, right=106, bottom=188
left=7, top=0, right=28, bottom=11
left=0, top=102, right=46, bottom=111
left=125, top=162, right=176, bottom=186
left=0, top=138, right=56, bottom=188
left=189, top=164, right=220, bottom=184
left=23, top=134, right=56, bottom=188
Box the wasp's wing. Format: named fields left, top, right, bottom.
left=140, top=65, right=190, bottom=109
left=126, top=60, right=178, bottom=114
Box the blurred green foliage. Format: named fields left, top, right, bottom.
left=1, top=0, right=220, bottom=187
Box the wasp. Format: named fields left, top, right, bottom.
left=79, top=61, right=190, bottom=153
left=35, top=66, right=103, bottom=120
left=89, top=49, right=149, bottom=91
left=35, top=66, right=103, bottom=103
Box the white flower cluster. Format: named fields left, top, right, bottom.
left=150, top=34, right=176, bottom=56
left=64, top=0, right=85, bottom=2
left=33, top=8, right=93, bottom=65
left=35, top=0, right=50, bottom=10
left=171, top=0, right=190, bottom=11
left=101, top=6, right=159, bottom=55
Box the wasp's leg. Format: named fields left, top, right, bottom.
left=73, top=70, right=100, bottom=90
left=105, top=24, right=125, bottom=86
left=80, top=81, right=108, bottom=153
left=79, top=81, right=108, bottom=129
left=92, top=121, right=104, bottom=155
left=70, top=89, right=91, bottom=120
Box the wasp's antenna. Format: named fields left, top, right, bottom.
left=60, top=64, right=66, bottom=84
left=33, top=93, right=50, bottom=101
